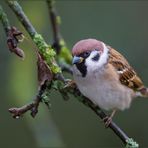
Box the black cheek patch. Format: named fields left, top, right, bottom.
left=76, top=62, right=87, bottom=77
left=92, top=53, right=100, bottom=61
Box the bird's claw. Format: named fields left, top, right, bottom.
left=64, top=79, right=76, bottom=89
left=102, top=116, right=112, bottom=128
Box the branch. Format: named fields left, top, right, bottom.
left=9, top=81, right=48, bottom=118
left=47, top=0, right=61, bottom=54
left=7, top=0, right=61, bottom=74
left=6, top=2, right=36, bottom=38
left=1, top=1, right=139, bottom=147
left=47, top=0, right=72, bottom=69
left=59, top=81, right=138, bottom=147
left=83, top=99, right=139, bottom=147
left=0, top=5, right=25, bottom=58
left=0, top=5, right=10, bottom=34
left=47, top=0, right=72, bottom=74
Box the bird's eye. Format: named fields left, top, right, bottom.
left=83, top=51, right=90, bottom=58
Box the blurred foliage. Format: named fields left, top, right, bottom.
left=0, top=0, right=148, bottom=148
left=58, top=39, right=72, bottom=64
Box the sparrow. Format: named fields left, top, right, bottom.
left=72, top=38, right=148, bottom=125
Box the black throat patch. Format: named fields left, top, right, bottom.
left=76, top=61, right=87, bottom=77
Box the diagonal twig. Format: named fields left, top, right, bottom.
left=47, top=0, right=61, bottom=54
left=8, top=81, right=47, bottom=118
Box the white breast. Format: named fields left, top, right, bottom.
left=73, top=65, right=134, bottom=111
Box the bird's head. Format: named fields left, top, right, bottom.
left=72, top=39, right=109, bottom=77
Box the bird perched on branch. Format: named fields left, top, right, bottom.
left=72, top=39, right=148, bottom=126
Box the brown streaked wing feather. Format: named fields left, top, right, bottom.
left=107, top=46, right=144, bottom=91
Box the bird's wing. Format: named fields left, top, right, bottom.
left=108, top=46, right=144, bottom=91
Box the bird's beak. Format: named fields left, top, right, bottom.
left=72, top=56, right=84, bottom=65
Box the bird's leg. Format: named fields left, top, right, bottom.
left=64, top=79, right=76, bottom=88
left=103, top=109, right=116, bottom=128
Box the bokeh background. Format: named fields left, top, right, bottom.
left=0, top=0, right=148, bottom=147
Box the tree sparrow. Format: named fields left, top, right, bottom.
left=72, top=39, right=148, bottom=125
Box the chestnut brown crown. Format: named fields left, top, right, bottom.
left=72, top=39, right=104, bottom=56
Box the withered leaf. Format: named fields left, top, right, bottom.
left=7, top=26, right=25, bottom=59
left=14, top=47, right=25, bottom=58
left=37, top=52, right=53, bottom=89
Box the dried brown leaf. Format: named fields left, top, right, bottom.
left=7, top=26, right=25, bottom=59
left=37, top=53, right=53, bottom=88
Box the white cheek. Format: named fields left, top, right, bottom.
left=85, top=43, right=109, bottom=72
left=98, top=43, right=109, bottom=67
left=85, top=57, right=99, bottom=72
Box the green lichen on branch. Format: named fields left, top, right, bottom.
left=125, top=138, right=139, bottom=148
left=33, top=34, right=61, bottom=74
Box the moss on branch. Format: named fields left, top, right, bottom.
left=33, top=34, right=61, bottom=73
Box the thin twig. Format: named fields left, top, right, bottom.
left=47, top=0, right=61, bottom=54
left=47, top=0, right=73, bottom=75
left=83, top=98, right=129, bottom=144
left=6, top=1, right=36, bottom=38
left=0, top=5, right=10, bottom=34
left=9, top=81, right=47, bottom=118
left=62, top=81, right=129, bottom=145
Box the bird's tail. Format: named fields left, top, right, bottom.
left=139, top=87, right=148, bottom=97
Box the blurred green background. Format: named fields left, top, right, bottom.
left=0, top=0, right=148, bottom=148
